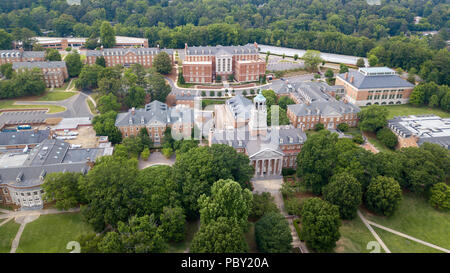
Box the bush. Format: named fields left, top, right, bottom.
left=250, top=89, right=255, bottom=94
left=140, top=147, right=150, bottom=161
left=352, top=134, right=364, bottom=144
left=429, top=183, right=450, bottom=211
left=314, top=123, right=324, bottom=131
left=217, top=91, right=222, bottom=97
left=280, top=181, right=296, bottom=198
left=201, top=91, right=206, bottom=97
left=285, top=197, right=305, bottom=216
left=365, top=176, right=402, bottom=216
left=282, top=168, right=296, bottom=176
left=376, top=127, right=398, bottom=149
left=242, top=90, right=247, bottom=96
left=337, top=123, right=349, bottom=132
left=255, top=212, right=292, bottom=253
left=65, top=47, right=72, bottom=52
left=209, top=91, right=215, bottom=96
left=162, top=147, right=173, bottom=158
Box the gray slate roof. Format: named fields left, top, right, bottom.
left=337, top=69, right=414, bottom=89
left=12, top=61, right=67, bottom=69
left=226, top=94, right=253, bottom=120
left=86, top=47, right=173, bottom=57
left=0, top=129, right=50, bottom=147
left=186, top=45, right=258, bottom=56
left=0, top=50, right=45, bottom=59
left=288, top=100, right=360, bottom=117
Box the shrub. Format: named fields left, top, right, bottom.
left=365, top=176, right=402, bottom=216
left=250, top=89, right=255, bottom=94
left=65, top=47, right=72, bottom=52
left=429, top=183, right=450, bottom=211
left=285, top=197, right=305, bottom=216
left=337, top=123, right=349, bottom=132
left=282, top=168, right=296, bottom=176
left=242, top=90, right=247, bottom=96
left=280, top=181, right=296, bottom=198
left=209, top=91, right=215, bottom=96
left=249, top=192, right=279, bottom=220
left=201, top=91, right=206, bottom=97
left=376, top=127, right=398, bottom=149
left=217, top=91, right=222, bottom=97
left=140, top=147, right=150, bottom=161
left=162, top=147, right=173, bottom=158
left=314, top=123, right=324, bottom=131
left=352, top=134, right=364, bottom=144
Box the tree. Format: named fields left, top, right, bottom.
left=278, top=96, right=294, bottom=110
left=159, top=206, right=186, bottom=242
left=77, top=233, right=102, bottom=253
left=255, top=212, right=292, bottom=253
left=85, top=35, right=99, bottom=50
left=124, top=85, right=146, bottom=108
left=293, top=54, right=299, bottom=60
left=0, top=29, right=12, bottom=50
left=42, top=172, right=83, bottom=210
left=65, top=51, right=83, bottom=77
left=122, top=136, right=144, bottom=158
left=162, top=147, right=173, bottom=158
left=323, top=173, right=362, bottom=220
left=429, top=94, right=439, bottom=108
left=198, top=179, right=253, bottom=231
left=140, top=147, right=150, bottom=161
left=178, top=70, right=185, bottom=84
left=45, top=49, right=61, bottom=61
left=368, top=55, right=378, bottom=66
left=429, top=183, right=450, bottom=211
left=249, top=192, right=279, bottom=221
left=97, top=93, right=121, bottom=114
left=358, top=105, right=388, bottom=132
left=138, top=128, right=153, bottom=149
left=365, top=176, right=402, bottom=216
left=325, top=69, right=334, bottom=79
left=314, top=123, right=324, bottom=131
left=297, top=130, right=339, bottom=194
left=303, top=50, right=323, bottom=72
left=337, top=123, right=349, bottom=132
left=300, top=198, right=341, bottom=252
left=376, top=127, right=398, bottom=149
left=95, top=56, right=106, bottom=67
left=137, top=165, right=180, bottom=218
left=99, top=214, right=167, bottom=253
left=285, top=197, right=305, bottom=216
left=11, top=68, right=46, bottom=97
left=147, top=70, right=171, bottom=102
left=339, top=63, right=349, bottom=73
left=356, top=58, right=365, bottom=67
left=79, top=156, right=140, bottom=231
left=76, top=64, right=104, bottom=89
left=100, top=21, right=116, bottom=48
left=92, top=111, right=123, bottom=144
left=190, top=217, right=248, bottom=253
left=153, top=52, right=172, bottom=75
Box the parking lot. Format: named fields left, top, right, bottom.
left=265, top=55, right=305, bottom=71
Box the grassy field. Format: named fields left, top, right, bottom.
left=0, top=100, right=66, bottom=113
left=372, top=104, right=450, bottom=119
left=167, top=220, right=200, bottom=253
left=362, top=192, right=450, bottom=251
left=0, top=220, right=20, bottom=253
left=37, top=91, right=77, bottom=101
left=16, top=213, right=94, bottom=253
left=87, top=99, right=96, bottom=114
left=365, top=133, right=392, bottom=153
left=373, top=227, right=443, bottom=253
left=335, top=215, right=383, bottom=253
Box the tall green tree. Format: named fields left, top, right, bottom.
left=42, top=172, right=83, bottom=210
left=300, top=198, right=341, bottom=252
left=357, top=105, right=388, bottom=132
left=153, top=51, right=172, bottom=75
left=365, top=176, right=402, bottom=216
left=323, top=173, right=362, bottom=220
left=254, top=212, right=292, bottom=253
left=65, top=50, right=83, bottom=77
left=100, top=21, right=116, bottom=48
left=45, top=49, right=61, bottom=61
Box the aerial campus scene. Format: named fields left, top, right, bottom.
left=0, top=0, right=448, bottom=268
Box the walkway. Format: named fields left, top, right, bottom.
left=367, top=220, right=450, bottom=253
left=251, top=178, right=309, bottom=253
left=138, top=152, right=175, bottom=169
left=357, top=210, right=390, bottom=253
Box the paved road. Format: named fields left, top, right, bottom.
left=0, top=92, right=93, bottom=127
left=138, top=152, right=175, bottom=169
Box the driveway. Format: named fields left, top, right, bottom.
left=138, top=152, right=176, bottom=169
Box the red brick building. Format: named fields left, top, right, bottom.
left=182, top=43, right=266, bottom=84
left=86, top=47, right=173, bottom=68
left=12, top=61, right=69, bottom=88
left=0, top=49, right=45, bottom=65
left=33, top=36, right=149, bottom=51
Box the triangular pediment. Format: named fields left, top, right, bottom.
left=249, top=148, right=284, bottom=160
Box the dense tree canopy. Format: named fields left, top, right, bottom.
left=323, top=173, right=362, bottom=220
left=357, top=105, right=388, bottom=133
left=365, top=176, right=402, bottom=216
left=255, top=212, right=292, bottom=253
left=153, top=51, right=172, bottom=75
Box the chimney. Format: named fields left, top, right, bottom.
left=350, top=76, right=354, bottom=83
left=345, top=72, right=348, bottom=79
left=254, top=42, right=258, bottom=49
left=184, top=43, right=188, bottom=55
left=208, top=128, right=214, bottom=147
left=131, top=107, right=135, bottom=115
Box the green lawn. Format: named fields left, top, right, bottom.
left=366, top=133, right=392, bottom=153
left=87, top=99, right=96, bottom=114
left=373, top=227, right=443, bottom=253
left=373, top=104, right=450, bottom=119
left=167, top=220, right=200, bottom=253
left=362, top=192, right=450, bottom=251
left=202, top=99, right=226, bottom=109
left=0, top=220, right=20, bottom=253
left=0, top=100, right=66, bottom=114
left=16, top=213, right=94, bottom=253
left=37, top=91, right=77, bottom=101
left=336, top=215, right=383, bottom=253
